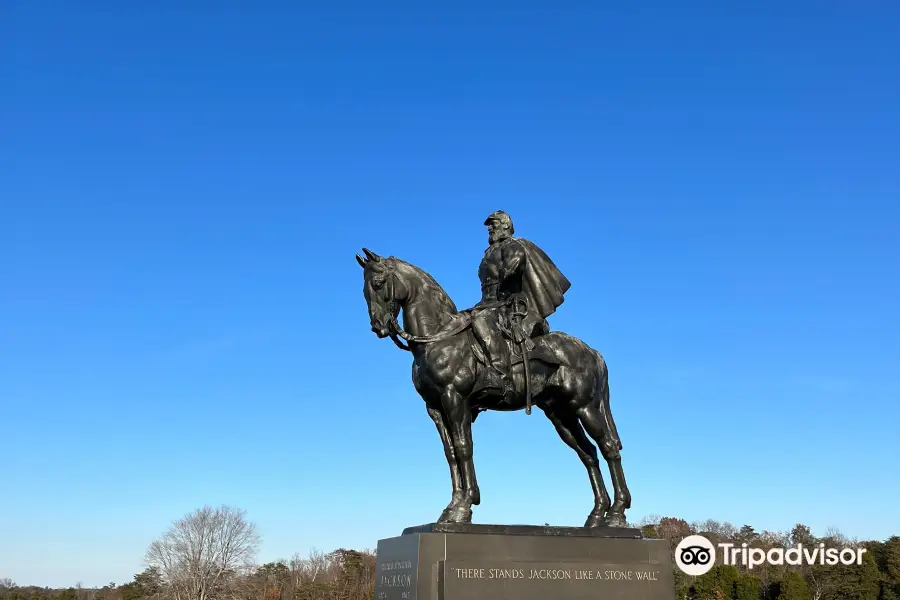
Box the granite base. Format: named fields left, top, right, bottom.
left=374, top=523, right=676, bottom=600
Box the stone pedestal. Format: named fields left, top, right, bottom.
left=374, top=523, right=676, bottom=600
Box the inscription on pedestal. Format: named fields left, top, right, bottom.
left=374, top=535, right=420, bottom=600
left=376, top=528, right=674, bottom=600
left=443, top=561, right=672, bottom=600
left=376, top=560, right=415, bottom=599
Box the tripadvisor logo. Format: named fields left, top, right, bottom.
left=674, top=535, right=868, bottom=576
left=675, top=535, right=716, bottom=576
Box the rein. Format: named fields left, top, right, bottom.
left=385, top=270, right=471, bottom=352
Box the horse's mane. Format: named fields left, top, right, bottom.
left=391, top=258, right=459, bottom=315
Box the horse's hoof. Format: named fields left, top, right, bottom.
left=438, top=507, right=454, bottom=523
left=445, top=507, right=473, bottom=524
left=584, top=511, right=605, bottom=528
left=604, top=512, right=627, bottom=528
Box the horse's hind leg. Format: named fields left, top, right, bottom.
left=577, top=387, right=632, bottom=527
left=541, top=405, right=611, bottom=528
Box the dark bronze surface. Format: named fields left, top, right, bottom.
left=359, top=211, right=632, bottom=528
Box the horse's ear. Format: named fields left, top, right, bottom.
left=363, top=248, right=382, bottom=262
left=356, top=254, right=366, bottom=268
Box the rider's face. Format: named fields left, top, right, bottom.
left=487, top=220, right=510, bottom=245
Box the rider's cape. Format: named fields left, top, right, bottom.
left=513, top=237, right=571, bottom=332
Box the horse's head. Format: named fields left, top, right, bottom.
left=356, top=248, right=408, bottom=338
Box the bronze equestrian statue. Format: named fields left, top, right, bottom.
left=357, top=211, right=632, bottom=528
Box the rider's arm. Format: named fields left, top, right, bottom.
left=499, top=239, right=527, bottom=283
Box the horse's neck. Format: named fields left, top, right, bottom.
left=400, top=270, right=455, bottom=339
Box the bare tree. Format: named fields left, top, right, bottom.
left=823, top=526, right=850, bottom=545
left=146, top=505, right=261, bottom=600
left=692, top=518, right=738, bottom=539
left=290, top=549, right=329, bottom=587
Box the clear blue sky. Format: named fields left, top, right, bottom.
left=2, top=0, right=898, bottom=589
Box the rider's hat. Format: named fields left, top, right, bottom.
left=484, top=210, right=513, bottom=227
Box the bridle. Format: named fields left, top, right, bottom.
left=367, top=251, right=536, bottom=414
left=380, top=267, right=471, bottom=352
left=384, top=270, right=412, bottom=352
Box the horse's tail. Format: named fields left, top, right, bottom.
left=595, top=349, right=623, bottom=451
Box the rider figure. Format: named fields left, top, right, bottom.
left=468, top=210, right=572, bottom=399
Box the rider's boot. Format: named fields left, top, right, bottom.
left=472, top=347, right=515, bottom=400
left=473, top=364, right=512, bottom=398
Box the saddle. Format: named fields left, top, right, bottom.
left=469, top=315, right=559, bottom=369
left=396, top=297, right=560, bottom=369
left=468, top=300, right=560, bottom=415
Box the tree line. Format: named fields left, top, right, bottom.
left=639, top=516, right=899, bottom=600
left=2, top=506, right=898, bottom=600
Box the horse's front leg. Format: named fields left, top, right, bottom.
left=442, top=387, right=478, bottom=522
left=426, top=405, right=466, bottom=522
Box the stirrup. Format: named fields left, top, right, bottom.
left=494, top=368, right=514, bottom=396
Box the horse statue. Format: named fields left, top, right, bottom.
left=356, top=246, right=632, bottom=528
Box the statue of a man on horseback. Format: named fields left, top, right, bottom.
left=467, top=210, right=572, bottom=400
left=356, top=210, right=632, bottom=528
